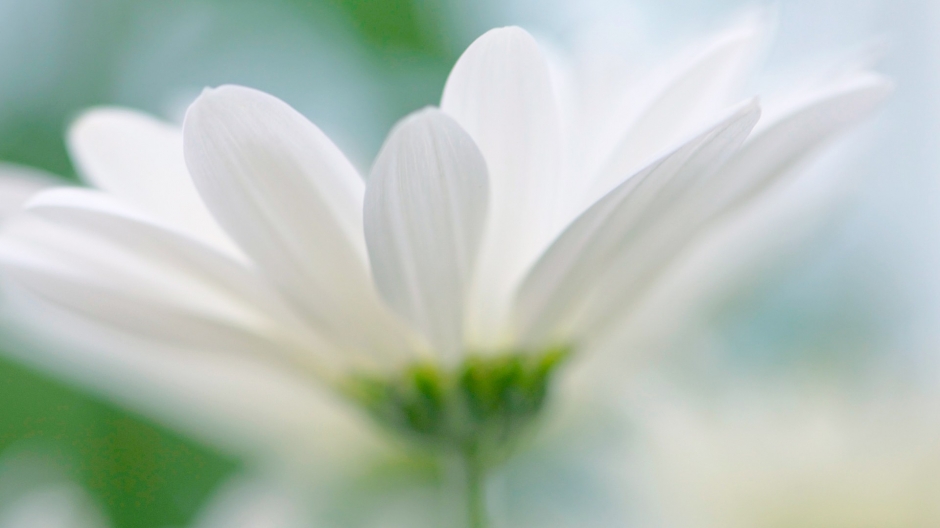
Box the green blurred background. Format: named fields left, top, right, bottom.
left=0, top=0, right=463, bottom=178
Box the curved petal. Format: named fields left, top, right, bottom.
left=0, top=293, right=386, bottom=475
left=564, top=75, right=889, bottom=345
left=515, top=102, right=761, bottom=347
left=441, top=26, right=564, bottom=347
left=0, top=187, right=335, bottom=377
left=365, top=108, right=488, bottom=362
left=68, top=108, right=239, bottom=256
left=703, top=73, right=893, bottom=220
left=584, top=21, right=764, bottom=207
left=563, top=76, right=891, bottom=357
left=183, top=85, right=420, bottom=365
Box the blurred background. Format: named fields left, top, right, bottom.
left=0, top=0, right=938, bottom=526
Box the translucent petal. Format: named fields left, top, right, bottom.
left=584, top=23, right=763, bottom=206
left=704, top=73, right=893, bottom=220
left=68, top=108, right=239, bottom=256
left=0, top=188, right=334, bottom=376
left=0, top=291, right=384, bottom=473
left=365, top=108, right=488, bottom=361
left=183, top=85, right=420, bottom=365
left=515, top=102, right=761, bottom=346
left=441, top=27, right=564, bottom=347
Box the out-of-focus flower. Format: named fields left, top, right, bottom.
left=0, top=449, right=106, bottom=528
left=185, top=476, right=308, bottom=528
left=0, top=18, right=889, bottom=527
left=629, top=381, right=940, bottom=528
left=0, top=472, right=304, bottom=528
left=0, top=485, right=107, bottom=528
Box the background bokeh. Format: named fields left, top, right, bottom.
left=0, top=0, right=938, bottom=526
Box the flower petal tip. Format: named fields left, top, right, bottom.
left=188, top=85, right=262, bottom=114
left=476, top=25, right=537, bottom=46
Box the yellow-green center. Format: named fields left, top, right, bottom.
left=345, top=346, right=570, bottom=462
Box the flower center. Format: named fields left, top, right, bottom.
left=344, top=346, right=570, bottom=461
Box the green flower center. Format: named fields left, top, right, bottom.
left=344, top=346, right=570, bottom=461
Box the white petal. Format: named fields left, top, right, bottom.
left=183, top=85, right=420, bottom=364
left=553, top=74, right=889, bottom=345
left=68, top=108, right=238, bottom=255
left=365, top=108, right=488, bottom=361
left=192, top=477, right=306, bottom=528
left=515, top=102, right=761, bottom=347
left=441, top=26, right=565, bottom=348
left=562, top=76, right=891, bottom=356
left=0, top=484, right=107, bottom=528
left=0, top=163, right=60, bottom=222
left=703, top=73, right=893, bottom=220
left=0, top=188, right=335, bottom=377
left=0, top=292, right=386, bottom=474
left=584, top=22, right=764, bottom=207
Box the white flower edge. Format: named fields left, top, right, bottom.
left=0, top=163, right=60, bottom=221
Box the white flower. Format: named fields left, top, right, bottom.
left=0, top=20, right=889, bottom=527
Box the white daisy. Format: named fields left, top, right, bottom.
left=0, top=22, right=889, bottom=527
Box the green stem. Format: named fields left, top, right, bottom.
left=463, top=442, right=487, bottom=528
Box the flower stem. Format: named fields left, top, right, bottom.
left=462, top=441, right=487, bottom=528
